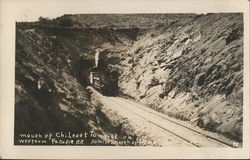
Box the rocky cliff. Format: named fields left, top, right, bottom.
left=116, top=13, right=243, bottom=141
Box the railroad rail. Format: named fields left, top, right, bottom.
left=107, top=97, right=240, bottom=148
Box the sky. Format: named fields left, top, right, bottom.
left=1, top=0, right=246, bottom=22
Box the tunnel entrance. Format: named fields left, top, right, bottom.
left=75, top=50, right=120, bottom=96
left=89, top=65, right=119, bottom=96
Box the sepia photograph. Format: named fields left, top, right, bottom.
left=15, top=13, right=243, bottom=147
left=0, top=0, right=249, bottom=159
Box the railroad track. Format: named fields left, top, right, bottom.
left=105, top=97, right=239, bottom=148
left=110, top=99, right=200, bottom=147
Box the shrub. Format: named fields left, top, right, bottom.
left=59, top=17, right=74, bottom=27
left=38, top=17, right=51, bottom=25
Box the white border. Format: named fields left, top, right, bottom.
left=0, top=0, right=249, bottom=159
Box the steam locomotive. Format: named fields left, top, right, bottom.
left=89, top=67, right=118, bottom=96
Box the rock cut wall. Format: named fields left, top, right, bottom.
left=117, top=13, right=243, bottom=141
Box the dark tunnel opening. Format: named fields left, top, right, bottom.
left=74, top=53, right=120, bottom=96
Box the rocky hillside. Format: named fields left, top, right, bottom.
left=15, top=21, right=137, bottom=145
left=116, top=13, right=243, bottom=141
left=15, top=13, right=243, bottom=144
